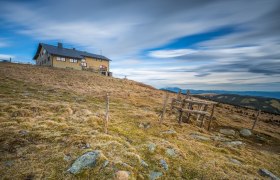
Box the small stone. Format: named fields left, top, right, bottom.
left=103, top=160, right=109, bottom=168
left=229, top=158, right=242, bottom=165
left=190, top=133, right=210, bottom=141
left=141, top=160, right=149, bottom=167
left=138, top=122, right=151, bottom=129
left=219, top=129, right=236, bottom=136
left=138, top=123, right=145, bottom=128
left=258, top=168, right=280, bottom=180
left=161, top=130, right=176, bottom=134
left=224, top=141, right=243, bottom=147
left=67, top=151, right=100, bottom=174
left=166, top=148, right=176, bottom=157
left=148, top=143, right=156, bottom=153
left=4, top=161, right=13, bottom=167
left=115, top=171, right=129, bottom=180
left=64, top=154, right=71, bottom=162
left=178, top=166, right=182, bottom=172
left=149, top=171, right=163, bottom=180
left=19, top=130, right=29, bottom=136
left=240, top=129, right=252, bottom=137
left=160, top=159, right=168, bottom=171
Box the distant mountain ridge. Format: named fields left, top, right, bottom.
left=161, top=87, right=280, bottom=114
left=161, top=87, right=280, bottom=100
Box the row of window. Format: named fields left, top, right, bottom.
left=56, top=57, right=79, bottom=63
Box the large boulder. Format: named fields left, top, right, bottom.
left=240, top=129, right=252, bottom=137
left=67, top=151, right=100, bottom=174
left=219, top=129, right=236, bottom=136
left=259, top=169, right=280, bottom=180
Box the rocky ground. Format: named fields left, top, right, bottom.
left=0, top=63, right=279, bottom=179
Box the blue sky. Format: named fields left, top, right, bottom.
left=0, top=0, right=280, bottom=91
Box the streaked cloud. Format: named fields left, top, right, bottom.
left=149, top=49, right=197, bottom=58
left=0, top=0, right=279, bottom=91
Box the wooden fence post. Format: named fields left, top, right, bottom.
left=252, top=110, right=260, bottom=131
left=207, top=104, right=215, bottom=131
left=104, top=93, right=110, bottom=133
left=177, top=89, right=182, bottom=100
left=160, top=92, right=169, bottom=124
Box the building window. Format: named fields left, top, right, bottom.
left=69, top=58, right=78, bottom=63
left=81, top=62, right=87, bottom=67
left=48, top=57, right=50, bottom=61
left=56, top=57, right=66, bottom=61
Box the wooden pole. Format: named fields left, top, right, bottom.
left=252, top=110, right=260, bottom=130
left=207, top=104, right=215, bottom=131
left=104, top=93, right=109, bottom=133
left=186, top=90, right=190, bottom=99
left=177, top=89, right=182, bottom=100
left=160, top=92, right=169, bottom=124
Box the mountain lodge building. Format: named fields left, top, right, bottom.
left=33, top=43, right=112, bottom=76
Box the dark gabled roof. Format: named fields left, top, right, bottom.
left=33, top=43, right=111, bottom=61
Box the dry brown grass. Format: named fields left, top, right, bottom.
left=0, top=63, right=279, bottom=179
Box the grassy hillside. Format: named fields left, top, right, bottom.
left=0, top=63, right=280, bottom=179
left=196, top=94, right=280, bottom=115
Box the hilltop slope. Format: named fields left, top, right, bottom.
left=0, top=63, right=279, bottom=179
left=197, top=94, right=280, bottom=115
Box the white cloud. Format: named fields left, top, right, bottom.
left=0, top=54, right=14, bottom=59
left=149, top=49, right=197, bottom=58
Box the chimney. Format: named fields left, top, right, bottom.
left=58, top=42, right=63, bottom=49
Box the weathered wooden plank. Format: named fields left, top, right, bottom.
left=251, top=110, right=261, bottom=130
left=183, top=99, right=217, bottom=105
left=173, top=105, right=210, bottom=116
left=207, top=104, right=215, bottom=131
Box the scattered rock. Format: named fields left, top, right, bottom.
left=224, top=141, right=243, bottom=147
left=148, top=143, right=156, bottom=153
left=166, top=148, right=176, bottom=157
left=115, top=171, right=129, bottom=180
left=160, top=159, right=168, bottom=171
left=256, top=134, right=267, bottom=143
left=67, top=151, right=100, bottom=174
left=219, top=129, right=236, bottom=136
left=64, top=154, right=71, bottom=162
left=139, top=122, right=151, bottom=129
left=211, top=135, right=230, bottom=142
left=149, top=171, right=163, bottom=180
left=240, top=129, right=252, bottom=137
left=4, top=161, right=13, bottom=167
left=161, top=130, right=176, bottom=135
left=229, top=158, right=242, bottom=165
left=103, top=160, right=109, bottom=168
left=19, top=130, right=29, bottom=136
left=141, top=160, right=149, bottom=167
left=258, top=168, right=280, bottom=180
left=190, top=133, right=210, bottom=141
